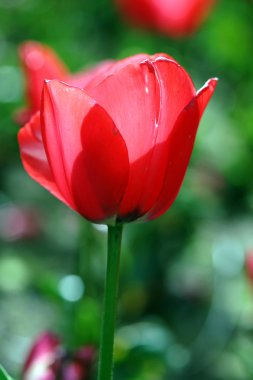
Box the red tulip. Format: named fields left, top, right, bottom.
left=22, top=332, right=95, bottom=380
left=116, top=0, right=216, bottom=37
left=18, top=53, right=217, bottom=224
left=16, top=41, right=114, bottom=125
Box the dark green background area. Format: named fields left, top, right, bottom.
left=0, top=0, right=253, bottom=379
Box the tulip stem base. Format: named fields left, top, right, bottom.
left=97, top=223, right=123, bottom=380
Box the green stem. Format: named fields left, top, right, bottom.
left=97, top=223, right=123, bottom=380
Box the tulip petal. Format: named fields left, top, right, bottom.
left=89, top=56, right=197, bottom=219
left=196, top=78, right=218, bottom=114
left=69, top=60, right=115, bottom=89
left=135, top=57, right=198, bottom=215
left=87, top=57, right=166, bottom=159
left=20, top=42, right=68, bottom=112
left=88, top=58, right=162, bottom=218
left=71, top=103, right=130, bottom=222
left=42, top=80, right=129, bottom=222
left=18, top=112, right=68, bottom=206
left=147, top=78, right=218, bottom=220
left=70, top=55, right=153, bottom=92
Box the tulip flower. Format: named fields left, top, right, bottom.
left=16, top=41, right=113, bottom=125
left=116, top=0, right=216, bottom=37
left=18, top=53, right=217, bottom=224
left=22, top=332, right=95, bottom=380
left=18, top=51, right=217, bottom=380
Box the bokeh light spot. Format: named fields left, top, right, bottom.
left=58, top=274, right=85, bottom=302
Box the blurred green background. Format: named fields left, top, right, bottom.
left=0, top=0, right=253, bottom=379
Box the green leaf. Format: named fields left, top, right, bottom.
left=0, top=366, right=13, bottom=380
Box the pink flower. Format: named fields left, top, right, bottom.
left=22, top=332, right=95, bottom=380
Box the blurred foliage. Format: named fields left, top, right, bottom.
left=0, top=0, right=253, bottom=379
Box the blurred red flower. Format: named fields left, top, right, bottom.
left=115, top=0, right=216, bottom=37
left=22, top=332, right=95, bottom=380
left=0, top=204, right=40, bottom=241
left=18, top=52, right=217, bottom=223
left=246, top=252, right=253, bottom=285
